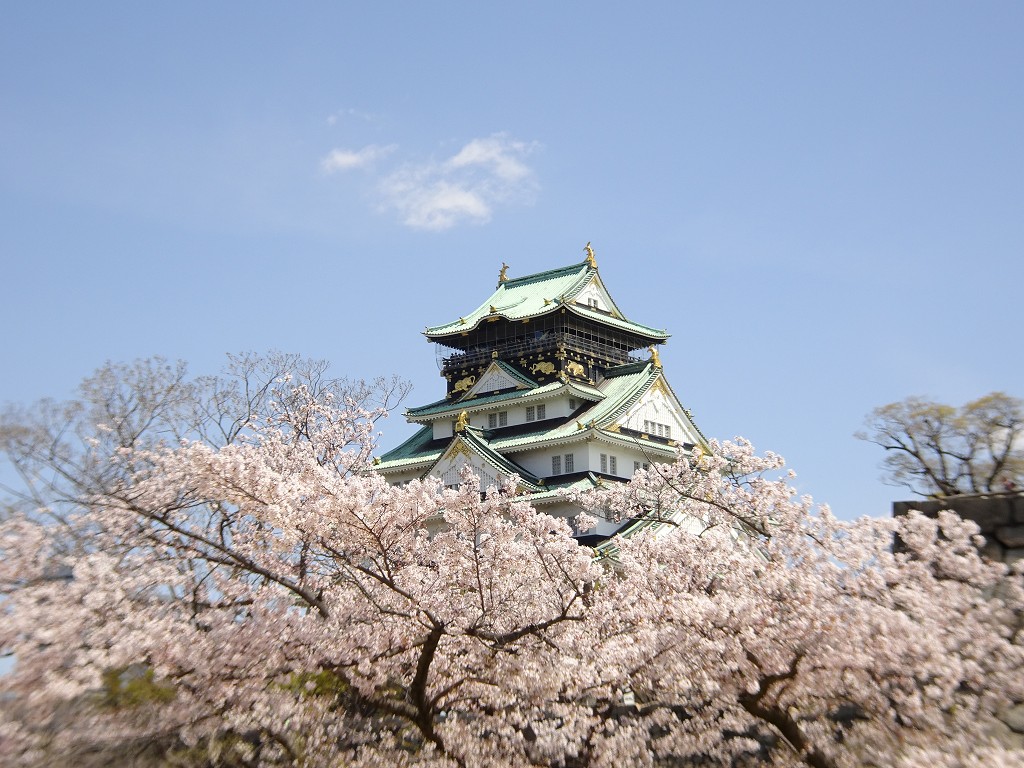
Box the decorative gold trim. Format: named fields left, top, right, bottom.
left=454, top=411, right=469, bottom=433
left=606, top=423, right=621, bottom=433
left=498, top=262, right=509, bottom=283
left=444, top=441, right=472, bottom=460
left=651, top=378, right=669, bottom=396
left=584, top=241, right=597, bottom=269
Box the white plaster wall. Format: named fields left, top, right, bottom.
left=622, top=387, right=700, bottom=446
left=376, top=469, right=425, bottom=485
left=426, top=394, right=587, bottom=438
left=574, top=282, right=611, bottom=312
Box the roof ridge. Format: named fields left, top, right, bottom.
left=502, top=259, right=591, bottom=287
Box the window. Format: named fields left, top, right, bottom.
left=537, top=404, right=546, bottom=420
left=552, top=455, right=561, bottom=474
left=488, top=411, right=508, bottom=428
left=600, top=454, right=607, bottom=473
left=634, top=461, right=651, bottom=473
left=643, top=419, right=672, bottom=439
left=609, top=456, right=617, bottom=475
left=564, top=453, right=574, bottom=472
left=588, top=297, right=599, bottom=309
left=569, top=398, right=577, bottom=410
left=526, top=406, right=535, bottom=422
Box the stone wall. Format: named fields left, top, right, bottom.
left=893, top=493, right=1024, bottom=565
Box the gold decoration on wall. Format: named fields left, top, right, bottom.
left=565, top=360, right=585, bottom=377
left=606, top=423, right=621, bottom=433
left=651, top=379, right=669, bottom=396
left=584, top=242, right=597, bottom=268
left=454, top=411, right=469, bottom=432
left=444, top=441, right=472, bottom=460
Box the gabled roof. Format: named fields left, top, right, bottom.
left=422, top=427, right=544, bottom=492
left=464, top=359, right=537, bottom=397
left=375, top=425, right=445, bottom=470
left=405, top=378, right=604, bottom=422
left=424, top=259, right=668, bottom=343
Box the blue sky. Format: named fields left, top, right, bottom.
left=1, top=2, right=1022, bottom=520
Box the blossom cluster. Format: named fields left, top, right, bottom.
left=1, top=363, right=1021, bottom=767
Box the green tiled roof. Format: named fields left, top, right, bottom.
left=406, top=379, right=604, bottom=420
left=424, top=259, right=668, bottom=342
left=569, top=304, right=668, bottom=338
left=375, top=425, right=444, bottom=469
left=527, top=474, right=602, bottom=503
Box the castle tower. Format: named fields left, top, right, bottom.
left=374, top=245, right=706, bottom=542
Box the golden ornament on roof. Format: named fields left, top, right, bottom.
left=455, top=411, right=469, bottom=432
left=498, top=262, right=509, bottom=282
left=649, top=345, right=662, bottom=369
left=584, top=242, right=597, bottom=269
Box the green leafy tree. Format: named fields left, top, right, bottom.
left=857, top=392, right=1024, bottom=496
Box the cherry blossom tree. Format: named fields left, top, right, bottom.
left=1, top=357, right=1022, bottom=767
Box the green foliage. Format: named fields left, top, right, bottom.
left=281, top=668, right=351, bottom=699
left=100, top=666, right=176, bottom=709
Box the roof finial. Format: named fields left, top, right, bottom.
left=455, top=411, right=469, bottom=433
left=498, top=262, right=509, bottom=283
left=584, top=242, right=597, bottom=269
left=649, top=345, right=662, bottom=369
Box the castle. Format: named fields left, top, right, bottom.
left=374, top=245, right=706, bottom=542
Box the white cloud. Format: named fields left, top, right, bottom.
left=378, top=176, right=492, bottom=231
left=320, top=144, right=396, bottom=173
left=446, top=135, right=534, bottom=182
left=325, top=108, right=378, bottom=126
left=377, top=133, right=539, bottom=231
